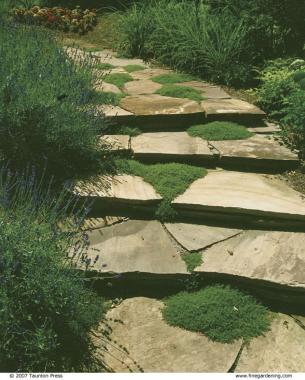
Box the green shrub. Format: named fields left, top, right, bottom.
left=0, top=23, right=107, bottom=181
left=254, top=59, right=297, bottom=119
left=163, top=285, right=270, bottom=343
left=107, top=125, right=142, bottom=136
left=156, top=84, right=204, bottom=102
left=299, top=78, right=305, bottom=90
left=0, top=169, right=105, bottom=372
left=115, top=159, right=206, bottom=221
left=94, top=62, right=116, bottom=70
left=292, top=70, right=305, bottom=82
left=103, top=73, right=133, bottom=88
left=188, top=122, right=253, bottom=140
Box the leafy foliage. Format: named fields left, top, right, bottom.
left=0, top=169, right=105, bottom=372
left=0, top=23, right=108, bottom=180
left=115, top=159, right=206, bottom=220
left=163, top=285, right=270, bottom=343
left=188, top=122, right=253, bottom=140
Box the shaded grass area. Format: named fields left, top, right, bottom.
left=107, top=125, right=142, bottom=136
left=152, top=73, right=195, bottom=84
left=115, top=159, right=206, bottom=220
left=182, top=252, right=203, bottom=272
left=104, top=73, right=133, bottom=88
left=124, top=64, right=146, bottom=73
left=156, top=84, right=204, bottom=102
left=163, top=284, right=271, bottom=343
left=188, top=122, right=253, bottom=141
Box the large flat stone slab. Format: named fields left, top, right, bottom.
left=235, top=314, right=305, bottom=372
left=130, top=68, right=172, bottom=80
left=99, top=297, right=242, bottom=372
left=84, top=220, right=187, bottom=274
left=131, top=132, right=213, bottom=161
left=195, top=230, right=305, bottom=290
left=99, top=135, right=130, bottom=151
left=120, top=94, right=203, bottom=116
left=180, top=82, right=231, bottom=99
left=94, top=81, right=122, bottom=94
left=202, top=98, right=266, bottom=122
left=92, top=50, right=148, bottom=68
left=72, top=174, right=162, bottom=207
left=165, top=223, right=241, bottom=251
left=123, top=79, right=162, bottom=95
left=210, top=135, right=299, bottom=170
left=95, top=105, right=135, bottom=124
left=172, top=170, right=305, bottom=223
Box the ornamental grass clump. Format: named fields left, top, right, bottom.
left=163, top=285, right=270, bottom=343
left=0, top=168, right=106, bottom=372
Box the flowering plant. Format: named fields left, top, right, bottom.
left=12, top=6, right=97, bottom=34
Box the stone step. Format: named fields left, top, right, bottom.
left=173, top=170, right=305, bottom=226
left=124, top=132, right=298, bottom=171
left=194, top=230, right=305, bottom=293
left=101, top=132, right=299, bottom=172
left=72, top=170, right=305, bottom=228
left=76, top=218, right=305, bottom=299
left=98, top=300, right=305, bottom=373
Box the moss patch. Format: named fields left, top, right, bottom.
left=94, top=62, right=116, bottom=70
left=163, top=285, right=270, bottom=343
left=124, top=64, right=146, bottom=73
left=104, top=73, right=133, bottom=89
left=115, top=159, right=206, bottom=220
left=182, top=252, right=203, bottom=272
left=156, top=84, right=204, bottom=102
left=188, top=122, right=253, bottom=141
left=152, top=73, right=195, bottom=84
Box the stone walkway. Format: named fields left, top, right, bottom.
left=68, top=48, right=305, bottom=373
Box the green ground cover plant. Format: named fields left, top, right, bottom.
left=0, top=169, right=105, bottom=372
left=107, top=125, right=142, bottom=136
left=94, top=62, right=116, bottom=70
left=152, top=73, right=195, bottom=85
left=103, top=73, right=133, bottom=88
left=182, top=252, right=203, bottom=272
left=115, top=159, right=206, bottom=220
left=124, top=64, right=145, bottom=73
left=156, top=84, right=204, bottom=102
left=188, top=122, right=253, bottom=140
left=163, top=285, right=270, bottom=343
left=0, top=23, right=108, bottom=181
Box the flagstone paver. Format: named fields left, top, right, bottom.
left=164, top=223, right=242, bottom=251
left=180, top=82, right=231, bottom=99
left=131, top=132, right=213, bottom=161
left=94, top=82, right=122, bottom=94
left=129, top=68, right=172, bottom=80
left=202, top=98, right=266, bottom=122
left=195, top=230, right=305, bottom=291
left=173, top=170, right=305, bottom=222
left=120, top=94, right=204, bottom=116
left=100, top=135, right=130, bottom=151
left=210, top=135, right=299, bottom=169
left=83, top=220, right=187, bottom=275
left=72, top=174, right=162, bottom=207
left=123, top=79, right=162, bottom=95
left=235, top=314, right=305, bottom=372
left=99, top=297, right=242, bottom=372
